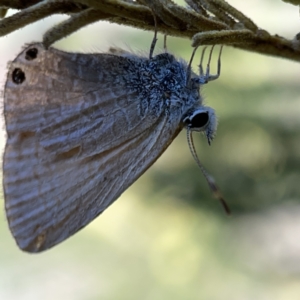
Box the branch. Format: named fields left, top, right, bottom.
left=0, top=0, right=299, bottom=62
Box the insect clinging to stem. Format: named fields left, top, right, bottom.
left=3, top=19, right=229, bottom=253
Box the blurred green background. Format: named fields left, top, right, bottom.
left=1, top=1, right=300, bottom=299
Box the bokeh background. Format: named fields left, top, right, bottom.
left=1, top=1, right=300, bottom=299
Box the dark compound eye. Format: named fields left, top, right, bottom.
left=12, top=68, right=25, bottom=84
left=25, top=47, right=38, bottom=60
left=184, top=112, right=209, bottom=129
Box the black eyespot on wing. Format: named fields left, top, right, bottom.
left=25, top=47, right=38, bottom=60
left=12, top=68, right=25, bottom=84
left=185, top=112, right=209, bottom=129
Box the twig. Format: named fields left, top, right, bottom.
left=0, top=0, right=299, bottom=63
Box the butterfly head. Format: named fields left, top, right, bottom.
left=183, top=107, right=217, bottom=145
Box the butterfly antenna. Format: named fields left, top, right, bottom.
left=149, top=13, right=158, bottom=59
left=186, top=46, right=199, bottom=84
left=186, top=129, right=231, bottom=215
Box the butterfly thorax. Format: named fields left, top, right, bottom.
left=124, top=53, right=204, bottom=121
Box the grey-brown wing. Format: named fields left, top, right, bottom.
left=3, top=43, right=182, bottom=252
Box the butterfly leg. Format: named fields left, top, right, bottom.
left=149, top=13, right=158, bottom=59
left=199, top=46, right=223, bottom=83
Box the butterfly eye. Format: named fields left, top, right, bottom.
left=183, top=111, right=209, bottom=130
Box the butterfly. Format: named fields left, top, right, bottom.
left=3, top=38, right=228, bottom=252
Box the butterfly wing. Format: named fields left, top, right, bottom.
left=3, top=43, right=182, bottom=252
